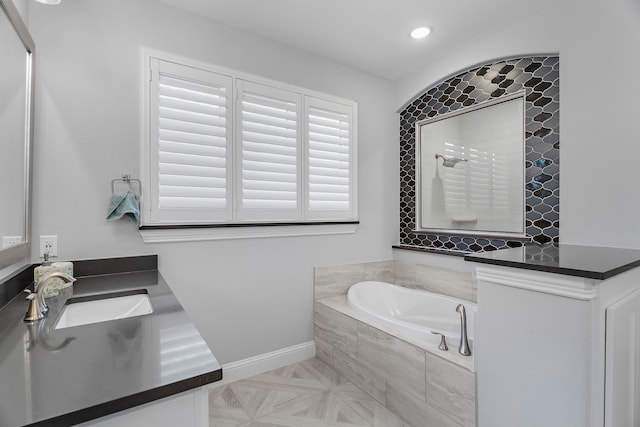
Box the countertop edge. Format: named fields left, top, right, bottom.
left=463, top=255, right=608, bottom=280
left=28, top=369, right=223, bottom=427
left=464, top=247, right=640, bottom=280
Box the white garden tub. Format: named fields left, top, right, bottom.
left=347, top=281, right=476, bottom=352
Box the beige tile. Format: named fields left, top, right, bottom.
left=314, top=302, right=358, bottom=358
left=229, top=364, right=327, bottom=419
left=363, top=260, right=394, bottom=283
left=394, top=261, right=416, bottom=288
left=313, top=335, right=333, bottom=368
left=316, top=295, right=352, bottom=315
left=415, top=264, right=475, bottom=302
left=425, top=352, right=476, bottom=427
left=209, top=384, right=252, bottom=427
left=253, top=390, right=370, bottom=426
left=314, top=264, right=365, bottom=300
left=298, top=357, right=349, bottom=389
left=334, top=381, right=411, bottom=427
left=386, top=383, right=461, bottom=427
left=357, top=322, right=426, bottom=404
left=211, top=356, right=472, bottom=427
left=371, top=404, right=413, bottom=427
left=333, top=347, right=386, bottom=405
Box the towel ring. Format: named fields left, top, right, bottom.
left=111, top=174, right=142, bottom=197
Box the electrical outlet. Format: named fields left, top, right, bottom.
left=40, top=235, right=58, bottom=258
left=2, top=236, right=23, bottom=249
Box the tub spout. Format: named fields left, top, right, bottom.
left=456, top=304, right=472, bottom=356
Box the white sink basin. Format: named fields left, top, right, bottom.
left=55, top=291, right=153, bottom=329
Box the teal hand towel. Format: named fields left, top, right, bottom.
left=107, top=191, right=140, bottom=222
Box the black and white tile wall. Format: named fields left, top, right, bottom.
left=399, top=56, right=559, bottom=253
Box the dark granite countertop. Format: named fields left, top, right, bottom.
left=0, top=256, right=222, bottom=426
left=464, top=243, right=640, bottom=280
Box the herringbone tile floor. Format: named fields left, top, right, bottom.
left=208, top=357, right=411, bottom=427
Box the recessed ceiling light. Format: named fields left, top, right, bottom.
left=411, top=27, right=431, bottom=39
left=35, top=0, right=61, bottom=4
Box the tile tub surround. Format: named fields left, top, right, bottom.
left=314, top=260, right=395, bottom=300
left=315, top=259, right=476, bottom=303
left=314, top=260, right=477, bottom=426
left=314, top=297, right=476, bottom=427
left=399, top=56, right=560, bottom=253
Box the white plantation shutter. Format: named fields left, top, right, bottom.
left=149, top=59, right=232, bottom=223
left=306, top=97, right=355, bottom=219
left=237, top=81, right=301, bottom=220
left=144, top=53, right=357, bottom=227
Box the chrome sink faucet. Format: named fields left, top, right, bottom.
left=456, top=304, right=472, bottom=356
left=24, top=272, right=76, bottom=322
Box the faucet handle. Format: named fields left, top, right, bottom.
left=24, top=290, right=44, bottom=322
left=431, top=331, right=449, bottom=351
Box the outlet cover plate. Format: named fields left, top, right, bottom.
left=40, top=235, right=58, bottom=258
left=2, top=236, right=23, bottom=249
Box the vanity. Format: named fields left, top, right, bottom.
left=466, top=244, right=640, bottom=427
left=0, top=255, right=222, bottom=426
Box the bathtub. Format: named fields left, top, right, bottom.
left=347, top=281, right=476, bottom=352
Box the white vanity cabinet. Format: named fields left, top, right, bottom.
left=604, top=287, right=640, bottom=427
left=467, top=244, right=640, bottom=427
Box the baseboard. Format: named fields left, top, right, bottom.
left=211, top=341, right=316, bottom=386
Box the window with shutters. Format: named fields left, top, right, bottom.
left=141, top=52, right=357, bottom=234
left=237, top=80, right=301, bottom=221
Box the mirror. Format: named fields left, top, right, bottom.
left=416, top=93, right=525, bottom=239
left=0, top=0, right=34, bottom=271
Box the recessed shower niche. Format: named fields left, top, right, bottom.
left=399, top=56, right=559, bottom=253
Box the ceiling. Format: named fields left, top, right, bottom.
left=156, top=0, right=559, bottom=81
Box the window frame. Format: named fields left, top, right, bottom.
left=140, top=49, right=358, bottom=241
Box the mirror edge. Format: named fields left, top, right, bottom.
left=0, top=0, right=35, bottom=276
left=414, top=92, right=528, bottom=240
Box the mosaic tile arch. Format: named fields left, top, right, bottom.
left=399, top=56, right=559, bottom=253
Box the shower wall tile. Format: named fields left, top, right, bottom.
left=425, top=352, right=476, bottom=427
left=415, top=264, right=476, bottom=302
left=314, top=302, right=357, bottom=358
left=399, top=56, right=560, bottom=253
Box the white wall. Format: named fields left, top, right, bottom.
left=27, top=0, right=397, bottom=364
left=395, top=0, right=640, bottom=249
